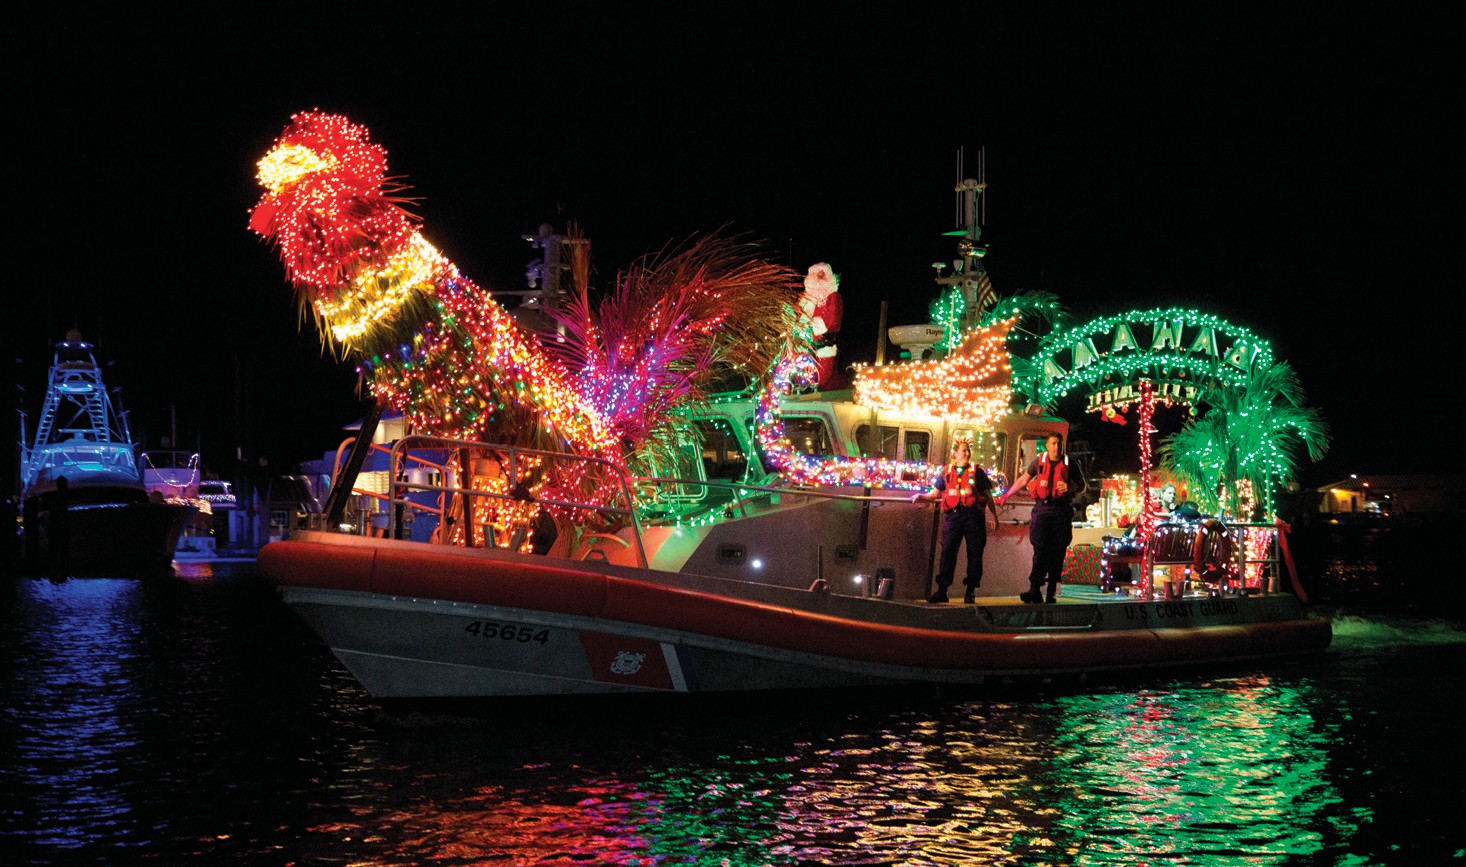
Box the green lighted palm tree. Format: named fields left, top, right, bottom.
left=990, top=290, right=1071, bottom=404
left=1160, top=360, right=1329, bottom=519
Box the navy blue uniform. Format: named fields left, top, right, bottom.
left=1023, top=456, right=1074, bottom=602
left=932, top=465, right=994, bottom=595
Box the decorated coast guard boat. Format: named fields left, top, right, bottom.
left=251, top=112, right=1329, bottom=699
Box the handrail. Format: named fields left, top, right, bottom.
left=1141, top=519, right=1288, bottom=598
left=632, top=476, right=913, bottom=504
left=324, top=435, right=452, bottom=524
left=379, top=438, right=922, bottom=567
left=345, top=487, right=444, bottom=517
left=632, top=475, right=914, bottom=525
left=385, top=435, right=649, bottom=569
left=332, top=437, right=449, bottom=483
left=366, top=436, right=941, bottom=570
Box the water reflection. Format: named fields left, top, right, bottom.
left=4, top=579, right=144, bottom=850
left=286, top=673, right=1354, bottom=865
left=171, top=560, right=221, bottom=581
left=9, top=569, right=1451, bottom=864
left=1041, top=677, right=1348, bottom=864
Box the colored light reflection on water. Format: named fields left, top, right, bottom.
left=295, top=680, right=1358, bottom=864
left=1039, top=677, right=1346, bottom=863
left=4, top=571, right=1460, bottom=865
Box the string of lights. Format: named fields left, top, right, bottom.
left=1027, top=307, right=1276, bottom=408
left=852, top=317, right=1017, bottom=427
left=756, top=355, right=932, bottom=490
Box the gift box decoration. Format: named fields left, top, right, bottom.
left=1062, top=543, right=1103, bottom=585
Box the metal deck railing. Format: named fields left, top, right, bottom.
left=322, top=435, right=917, bottom=572
left=1142, top=520, right=1290, bottom=598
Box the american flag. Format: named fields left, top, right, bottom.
left=973, top=263, right=996, bottom=313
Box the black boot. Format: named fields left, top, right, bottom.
left=928, top=588, right=949, bottom=604
left=1019, top=589, right=1042, bottom=604
left=963, top=586, right=976, bottom=604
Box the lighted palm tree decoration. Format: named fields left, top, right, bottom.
left=1160, top=359, right=1329, bottom=520
left=987, top=290, right=1071, bottom=405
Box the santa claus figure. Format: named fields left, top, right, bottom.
left=800, top=262, right=844, bottom=388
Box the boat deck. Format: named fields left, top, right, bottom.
left=906, top=582, right=1247, bottom=606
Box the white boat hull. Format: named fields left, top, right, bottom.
left=266, top=532, right=1332, bottom=699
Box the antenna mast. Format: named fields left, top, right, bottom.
left=953, top=146, right=990, bottom=331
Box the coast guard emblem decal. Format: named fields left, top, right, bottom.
left=610, top=651, right=646, bottom=675
left=578, top=632, right=686, bottom=690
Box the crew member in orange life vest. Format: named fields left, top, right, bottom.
left=913, top=436, right=999, bottom=604
left=999, top=432, right=1074, bottom=604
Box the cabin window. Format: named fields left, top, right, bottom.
left=904, top=430, right=932, bottom=462
left=637, top=438, right=703, bottom=505
left=640, top=432, right=706, bottom=500
left=947, top=431, right=1007, bottom=472
left=854, top=424, right=901, bottom=459
left=643, top=416, right=751, bottom=506
left=741, top=415, right=833, bottom=475
left=784, top=417, right=834, bottom=456
left=696, top=418, right=748, bottom=482
left=1018, top=433, right=1061, bottom=471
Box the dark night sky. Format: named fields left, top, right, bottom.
left=5, top=7, right=1457, bottom=492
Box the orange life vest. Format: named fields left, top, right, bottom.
left=941, top=465, right=985, bottom=510
left=1026, top=454, right=1069, bottom=501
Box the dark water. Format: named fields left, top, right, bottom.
left=3, top=561, right=1463, bottom=866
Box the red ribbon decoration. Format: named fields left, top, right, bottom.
left=1274, top=518, right=1307, bottom=603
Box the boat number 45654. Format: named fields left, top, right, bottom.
left=464, top=621, right=550, bottom=644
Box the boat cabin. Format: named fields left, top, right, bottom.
left=651, top=388, right=1068, bottom=513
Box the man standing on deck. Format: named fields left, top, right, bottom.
left=913, top=435, right=999, bottom=604
left=999, top=432, right=1075, bottom=604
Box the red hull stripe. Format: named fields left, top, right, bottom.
left=261, top=541, right=1330, bottom=671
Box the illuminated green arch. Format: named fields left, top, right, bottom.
left=1015, top=307, right=1276, bottom=408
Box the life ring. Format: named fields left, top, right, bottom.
left=1190, top=519, right=1234, bottom=586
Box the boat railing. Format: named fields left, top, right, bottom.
left=330, top=437, right=446, bottom=520
left=21, top=440, right=140, bottom=486
left=1143, top=519, right=1293, bottom=598
left=367, top=436, right=914, bottom=570
left=380, top=435, right=650, bottom=568
left=336, top=486, right=444, bottom=519
left=631, top=476, right=912, bottom=522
